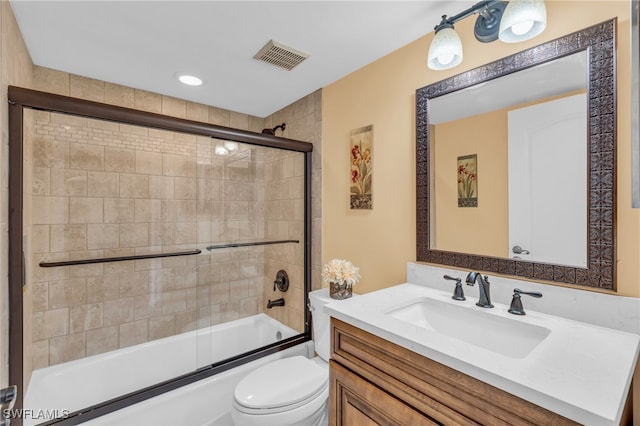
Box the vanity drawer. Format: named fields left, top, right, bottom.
left=330, top=318, right=578, bottom=426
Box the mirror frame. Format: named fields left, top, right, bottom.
left=416, top=19, right=616, bottom=290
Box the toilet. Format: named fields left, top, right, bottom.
left=230, top=288, right=337, bottom=426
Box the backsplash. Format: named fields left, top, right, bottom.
left=407, top=262, right=640, bottom=335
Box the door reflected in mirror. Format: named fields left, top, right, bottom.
left=430, top=52, right=588, bottom=268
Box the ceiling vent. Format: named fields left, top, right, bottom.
left=253, top=40, right=309, bottom=71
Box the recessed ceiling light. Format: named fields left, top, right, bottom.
left=178, top=74, right=203, bottom=86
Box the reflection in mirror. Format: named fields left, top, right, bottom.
left=416, top=20, right=616, bottom=289
left=430, top=52, right=588, bottom=268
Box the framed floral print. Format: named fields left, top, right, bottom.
left=350, top=125, right=373, bottom=209
left=457, top=154, right=477, bottom=207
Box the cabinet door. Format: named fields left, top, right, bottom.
left=330, top=360, right=440, bottom=426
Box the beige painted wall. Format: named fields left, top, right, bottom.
left=322, top=0, right=639, bottom=299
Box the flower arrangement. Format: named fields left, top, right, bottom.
left=322, top=259, right=361, bottom=285
left=322, top=259, right=361, bottom=299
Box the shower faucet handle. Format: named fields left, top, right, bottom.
left=273, top=270, right=289, bottom=292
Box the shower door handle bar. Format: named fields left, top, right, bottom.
left=39, top=249, right=202, bottom=268
left=206, top=239, right=299, bottom=251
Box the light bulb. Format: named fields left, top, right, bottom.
left=224, top=141, right=239, bottom=151
left=178, top=74, right=203, bottom=86
left=438, top=53, right=455, bottom=66
left=215, top=144, right=229, bottom=156
left=498, top=0, right=546, bottom=43
left=511, top=20, right=534, bottom=36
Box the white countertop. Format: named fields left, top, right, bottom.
left=325, top=283, right=640, bottom=425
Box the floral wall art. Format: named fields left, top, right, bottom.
left=350, top=125, right=373, bottom=209
left=458, top=154, right=478, bottom=207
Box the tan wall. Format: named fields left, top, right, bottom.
left=322, top=0, right=639, bottom=299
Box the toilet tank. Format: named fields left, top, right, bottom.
left=309, top=289, right=333, bottom=362
left=309, top=288, right=357, bottom=362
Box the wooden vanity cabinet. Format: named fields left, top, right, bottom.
left=329, top=318, right=578, bottom=426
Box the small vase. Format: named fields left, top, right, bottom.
left=329, top=280, right=352, bottom=300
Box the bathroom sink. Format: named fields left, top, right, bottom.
left=326, top=282, right=640, bottom=425
left=385, top=297, right=551, bottom=359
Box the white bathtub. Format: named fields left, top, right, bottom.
left=85, top=343, right=314, bottom=426
left=24, top=314, right=301, bottom=425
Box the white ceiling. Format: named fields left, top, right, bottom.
left=10, top=1, right=471, bottom=118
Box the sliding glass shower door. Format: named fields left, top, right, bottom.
left=16, top=102, right=310, bottom=424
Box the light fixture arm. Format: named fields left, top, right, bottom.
left=434, top=0, right=503, bottom=32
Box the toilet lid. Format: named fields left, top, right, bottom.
left=234, top=356, right=327, bottom=410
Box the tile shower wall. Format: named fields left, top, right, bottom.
left=262, top=91, right=322, bottom=333
left=264, top=90, right=323, bottom=284
left=25, top=111, right=300, bottom=369
left=263, top=152, right=305, bottom=332
left=8, top=64, right=321, bottom=386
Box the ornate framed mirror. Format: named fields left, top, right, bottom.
left=416, top=20, right=616, bottom=290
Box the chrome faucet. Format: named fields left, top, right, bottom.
left=465, top=272, right=493, bottom=308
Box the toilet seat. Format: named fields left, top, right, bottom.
left=233, top=356, right=328, bottom=415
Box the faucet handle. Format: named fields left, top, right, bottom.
left=508, top=288, right=542, bottom=315
left=443, top=274, right=460, bottom=282
left=443, top=275, right=466, bottom=301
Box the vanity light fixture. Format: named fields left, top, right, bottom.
left=427, top=0, right=547, bottom=70
left=177, top=74, right=203, bottom=86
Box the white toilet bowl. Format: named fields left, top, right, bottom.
left=231, top=356, right=328, bottom=426
left=230, top=289, right=338, bottom=426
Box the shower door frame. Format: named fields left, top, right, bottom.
left=8, top=86, right=314, bottom=425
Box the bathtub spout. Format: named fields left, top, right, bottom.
left=267, top=298, right=285, bottom=309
